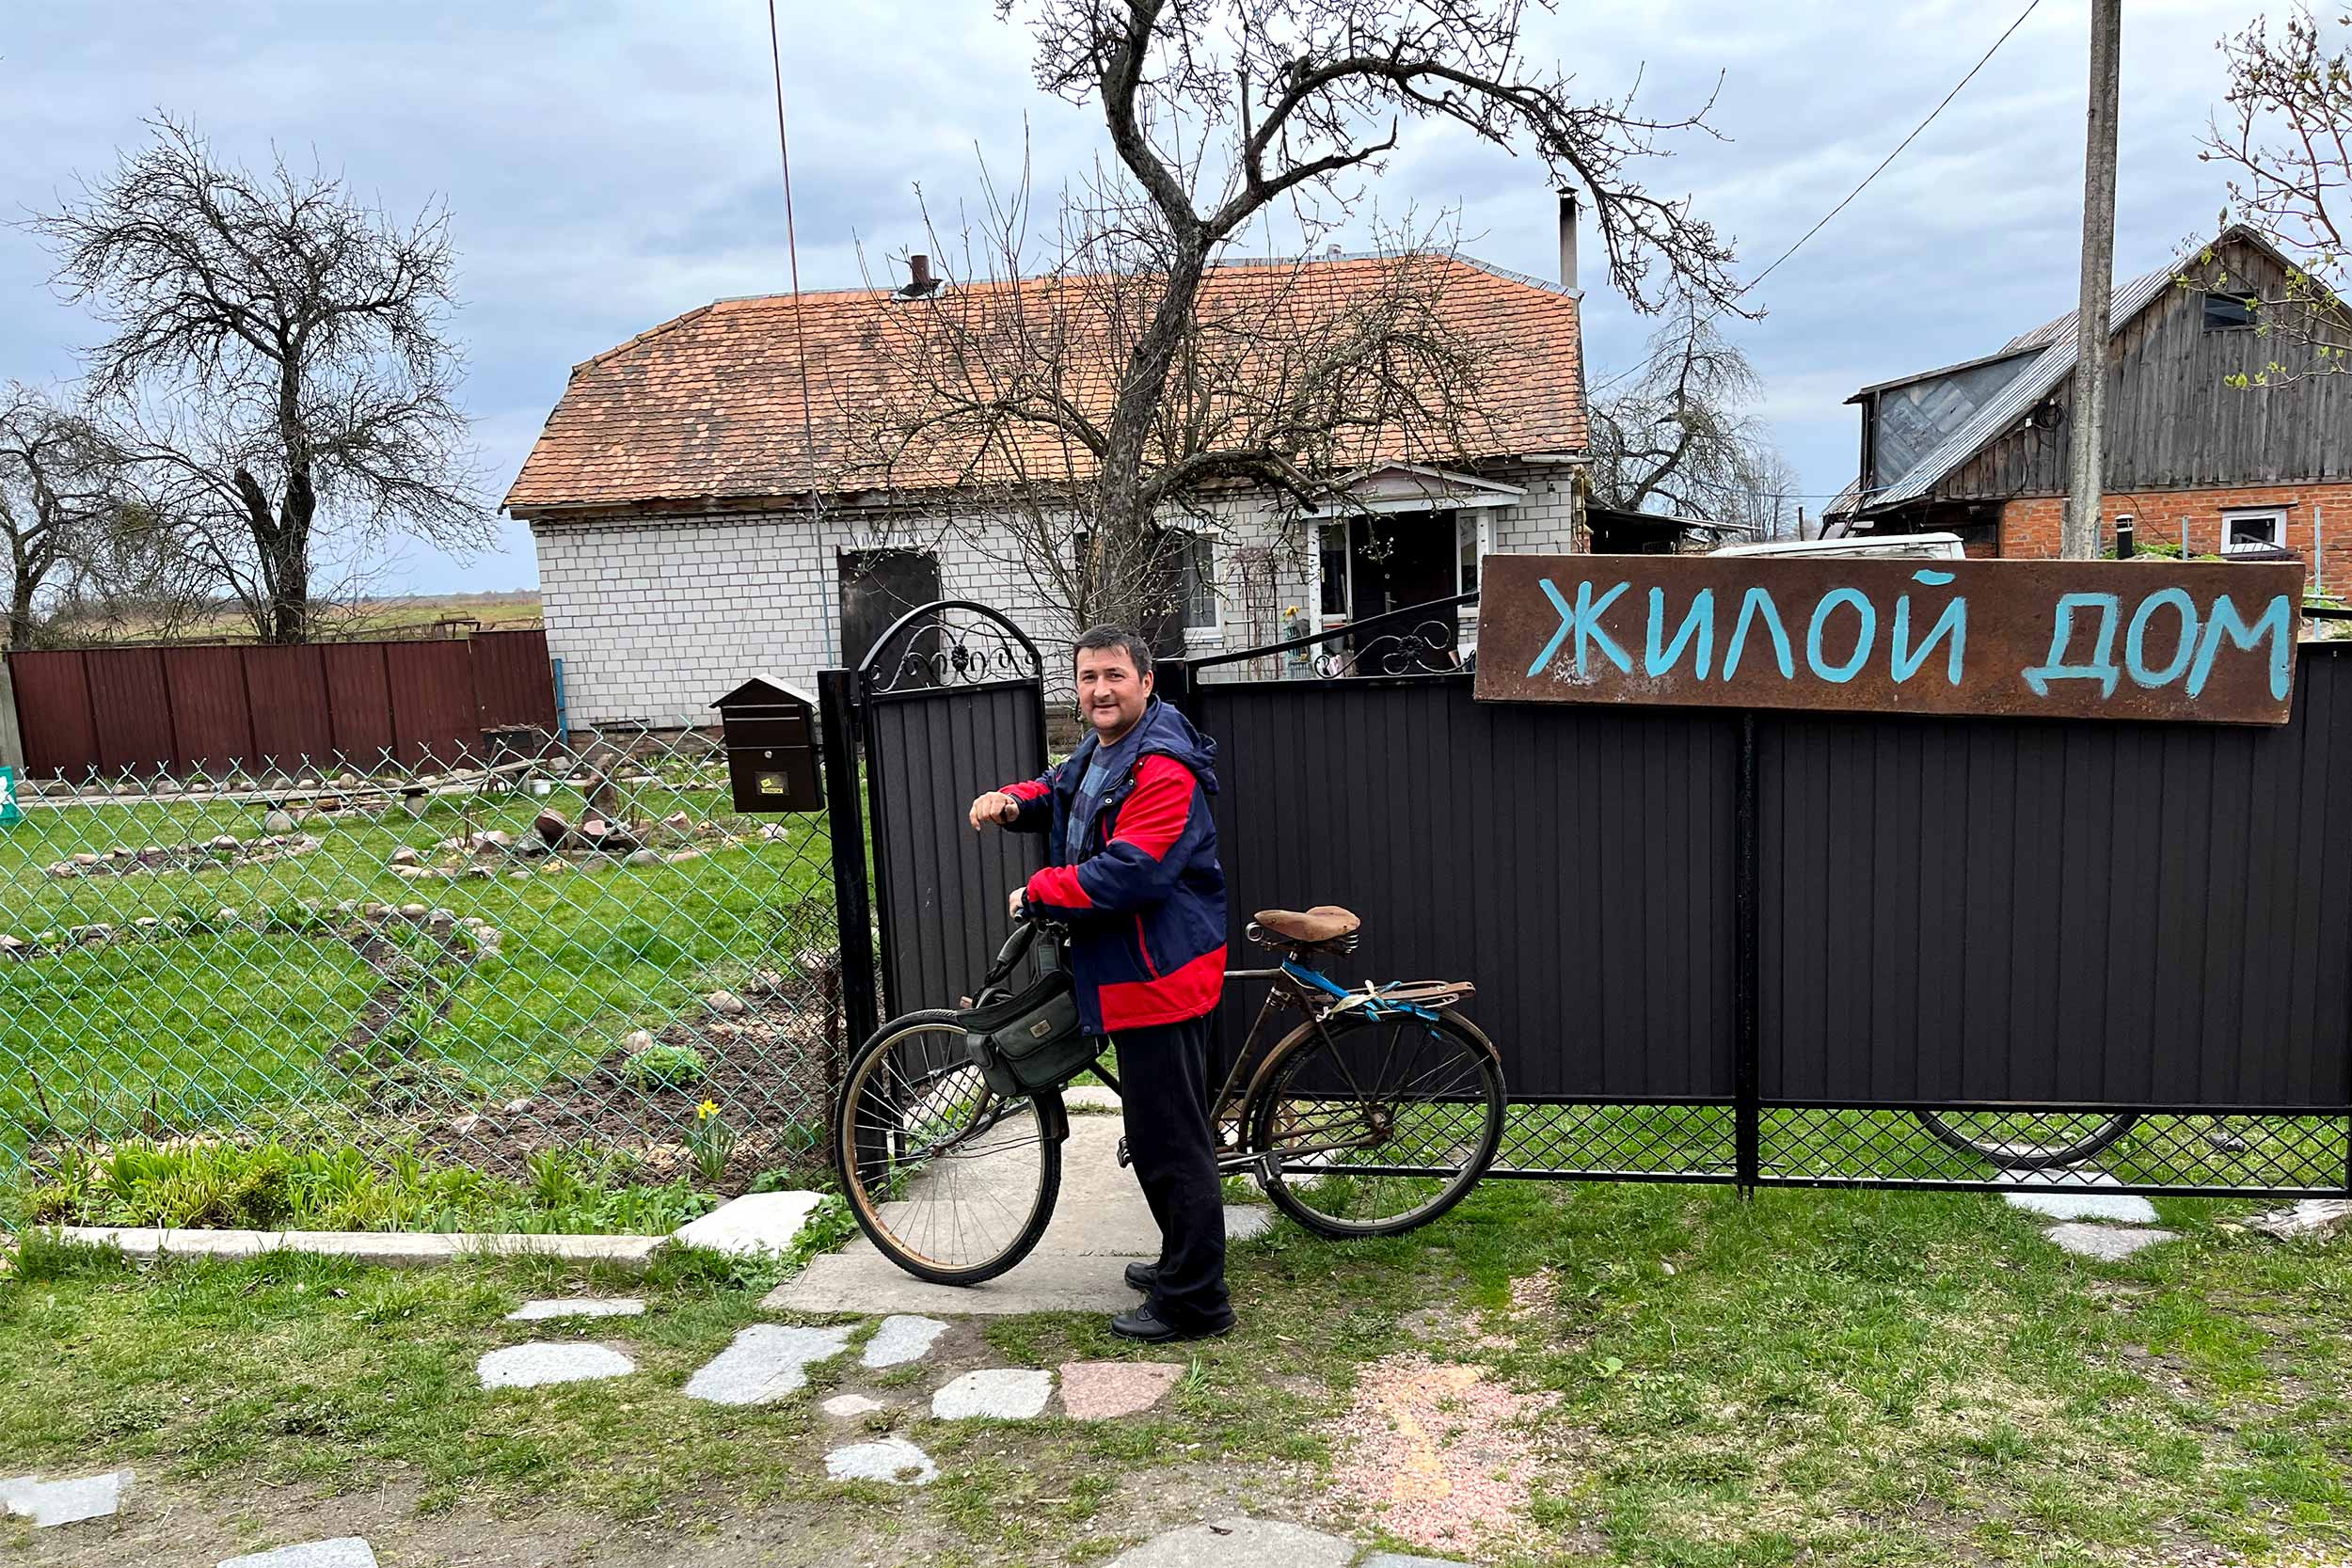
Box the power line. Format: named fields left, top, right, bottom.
left=766, top=0, right=823, bottom=517
left=1587, top=0, right=2044, bottom=401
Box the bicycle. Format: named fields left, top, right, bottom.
left=832, top=904, right=1508, bottom=1285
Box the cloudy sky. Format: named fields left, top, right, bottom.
left=0, top=0, right=2271, bottom=593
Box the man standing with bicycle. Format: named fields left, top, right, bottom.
left=966, top=625, right=1234, bottom=1342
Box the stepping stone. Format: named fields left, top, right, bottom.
left=1996, top=1170, right=2158, bottom=1224
left=1060, top=1360, right=1184, bottom=1419
left=477, top=1341, right=636, bottom=1389
left=862, top=1313, right=948, bottom=1368
left=2046, top=1223, right=2181, bottom=1261
left=1223, top=1205, right=1274, bottom=1242
left=684, top=1323, right=853, bottom=1405
left=2249, top=1197, right=2352, bottom=1240
left=824, top=1436, right=936, bottom=1487
left=932, top=1368, right=1055, bottom=1419
left=1, top=1470, right=132, bottom=1528
left=1104, top=1516, right=1356, bottom=1568
left=673, top=1191, right=825, bottom=1259
left=506, top=1297, right=645, bottom=1322
left=219, top=1541, right=378, bottom=1568
left=821, top=1393, right=884, bottom=1418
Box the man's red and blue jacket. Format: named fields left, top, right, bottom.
left=999, top=697, right=1228, bottom=1035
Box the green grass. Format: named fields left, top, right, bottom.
left=0, top=768, right=839, bottom=1177
left=8, top=1180, right=2352, bottom=1565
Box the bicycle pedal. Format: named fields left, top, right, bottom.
left=1116, top=1135, right=1133, bottom=1168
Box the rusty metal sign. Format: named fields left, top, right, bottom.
left=1473, top=555, right=2304, bottom=724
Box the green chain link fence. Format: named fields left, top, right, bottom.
left=0, top=727, right=846, bottom=1235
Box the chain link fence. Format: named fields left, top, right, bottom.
left=0, top=726, right=845, bottom=1233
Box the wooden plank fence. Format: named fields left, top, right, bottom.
left=5, top=631, right=557, bottom=778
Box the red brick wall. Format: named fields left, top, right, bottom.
left=2000, top=483, right=2352, bottom=592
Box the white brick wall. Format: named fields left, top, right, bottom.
left=529, top=468, right=1583, bottom=726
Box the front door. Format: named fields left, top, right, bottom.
left=1347, top=513, right=1458, bottom=622
left=838, top=548, right=942, bottom=675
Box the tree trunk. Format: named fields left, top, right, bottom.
left=1089, top=256, right=1206, bottom=639
left=8, top=579, right=33, bottom=652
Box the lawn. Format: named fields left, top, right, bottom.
left=5, top=1180, right=2350, bottom=1567
left=0, top=760, right=840, bottom=1183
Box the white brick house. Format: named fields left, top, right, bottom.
left=505, top=250, right=1593, bottom=726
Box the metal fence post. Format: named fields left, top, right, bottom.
left=1734, top=708, right=1761, bottom=1194
left=1153, top=656, right=1194, bottom=717
left=818, top=667, right=881, bottom=1051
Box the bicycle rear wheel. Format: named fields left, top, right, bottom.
left=834, top=1009, right=1062, bottom=1285
left=1247, top=1006, right=1504, bottom=1238
left=1915, top=1109, right=2140, bottom=1170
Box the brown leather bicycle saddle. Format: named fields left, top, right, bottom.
left=1252, top=905, right=1361, bottom=944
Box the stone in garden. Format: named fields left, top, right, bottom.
left=1997, top=1171, right=2159, bottom=1224
left=428, top=910, right=455, bottom=930
left=505, top=1297, right=645, bottom=1323
left=79, top=925, right=112, bottom=945
left=473, top=829, right=513, bottom=850
left=389, top=847, right=420, bottom=865
left=0, top=1469, right=133, bottom=1528
left=931, top=1369, right=1055, bottom=1420
left=1359, top=1555, right=1476, bottom=1568
left=213, top=834, right=240, bottom=849
left=623, top=1029, right=655, bottom=1053
left=626, top=848, right=660, bottom=865
left=673, top=1191, right=823, bottom=1258
left=503, top=1098, right=533, bottom=1115
left=683, top=1323, right=853, bottom=1405
left=217, top=907, right=240, bottom=923
left=2045, top=1224, right=2180, bottom=1260
left=1224, top=1206, right=1273, bottom=1242
left=448, top=1114, right=483, bottom=1136
left=72, top=852, right=99, bottom=866
left=477, top=927, right=502, bottom=946
left=1103, top=1517, right=1355, bottom=1568
left=825, top=1436, right=936, bottom=1487
left=821, top=1393, right=884, bottom=1418
left=862, top=1314, right=948, bottom=1369
left=507, top=867, right=531, bottom=879
left=2249, top=1198, right=2352, bottom=1241
left=400, top=795, right=428, bottom=816
left=0, top=936, right=22, bottom=956
left=263, top=810, right=296, bottom=833
left=1059, top=1360, right=1184, bottom=1419
left=664, top=811, right=692, bottom=831
left=476, top=1341, right=636, bottom=1389
left=399, top=902, right=428, bottom=919
left=707, top=990, right=748, bottom=1016
left=217, top=1540, right=378, bottom=1568
left=533, top=807, right=572, bottom=847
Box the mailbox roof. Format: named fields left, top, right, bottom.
left=504, top=251, right=1586, bottom=516
left=711, top=675, right=818, bottom=710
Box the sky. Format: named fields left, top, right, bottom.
left=0, top=0, right=2275, bottom=593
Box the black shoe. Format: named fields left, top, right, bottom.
left=1109, top=1303, right=1234, bottom=1343
left=1123, top=1261, right=1159, bottom=1292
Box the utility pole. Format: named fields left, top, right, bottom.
left=2062, top=0, right=2122, bottom=560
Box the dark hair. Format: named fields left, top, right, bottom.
left=1073, top=625, right=1154, bottom=677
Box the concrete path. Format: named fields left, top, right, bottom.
left=770, top=1117, right=1164, bottom=1314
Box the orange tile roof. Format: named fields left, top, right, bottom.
left=503, top=252, right=1586, bottom=516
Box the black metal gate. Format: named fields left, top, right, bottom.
left=818, top=602, right=1047, bottom=1050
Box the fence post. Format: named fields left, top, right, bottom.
left=1153, top=656, right=1194, bottom=718
left=817, top=667, right=881, bottom=1051
left=0, top=655, right=22, bottom=773
left=1734, top=708, right=1761, bottom=1194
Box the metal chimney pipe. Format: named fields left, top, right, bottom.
left=908, top=254, right=933, bottom=291
left=1557, top=190, right=1579, bottom=291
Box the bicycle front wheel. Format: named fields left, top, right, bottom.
left=834, top=1010, right=1062, bottom=1285
left=1246, top=1006, right=1505, bottom=1238
left=1915, top=1109, right=2140, bottom=1170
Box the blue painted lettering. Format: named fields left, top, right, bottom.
left=1721, top=587, right=1796, bottom=680
left=1525, top=578, right=1632, bottom=678
left=1645, top=588, right=1715, bottom=678
left=2023, top=594, right=2122, bottom=698
left=2187, top=593, right=2295, bottom=700
left=1805, top=588, right=1876, bottom=683
left=2123, top=588, right=2197, bottom=689
left=1892, top=592, right=1968, bottom=686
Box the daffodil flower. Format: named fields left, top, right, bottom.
left=697, top=1099, right=719, bottom=1121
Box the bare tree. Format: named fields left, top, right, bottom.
left=31, top=116, right=488, bottom=643
left=2195, top=5, right=2352, bottom=380
left=0, top=387, right=127, bottom=649
left=1586, top=300, right=1790, bottom=537
left=865, top=0, right=1743, bottom=630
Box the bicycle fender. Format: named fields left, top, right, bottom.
left=1037, top=1089, right=1072, bottom=1146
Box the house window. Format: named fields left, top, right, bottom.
left=2203, top=292, right=2259, bottom=331
left=1455, top=512, right=1481, bottom=596
left=1164, top=530, right=1218, bottom=637
left=1318, top=522, right=1351, bottom=620
left=2222, top=507, right=2286, bottom=554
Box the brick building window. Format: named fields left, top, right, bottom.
left=2222, top=507, right=2286, bottom=554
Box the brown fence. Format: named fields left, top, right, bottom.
left=8, top=630, right=557, bottom=778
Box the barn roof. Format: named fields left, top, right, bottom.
left=503, top=251, right=1587, bottom=517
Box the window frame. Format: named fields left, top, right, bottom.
left=1166, top=528, right=1220, bottom=642
left=2201, top=291, right=2260, bottom=332
left=2220, top=506, right=2287, bottom=555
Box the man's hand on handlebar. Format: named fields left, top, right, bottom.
left=968, top=790, right=1020, bottom=830
left=1007, top=888, right=1027, bottom=921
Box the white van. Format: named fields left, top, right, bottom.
left=1709, top=532, right=1966, bottom=562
